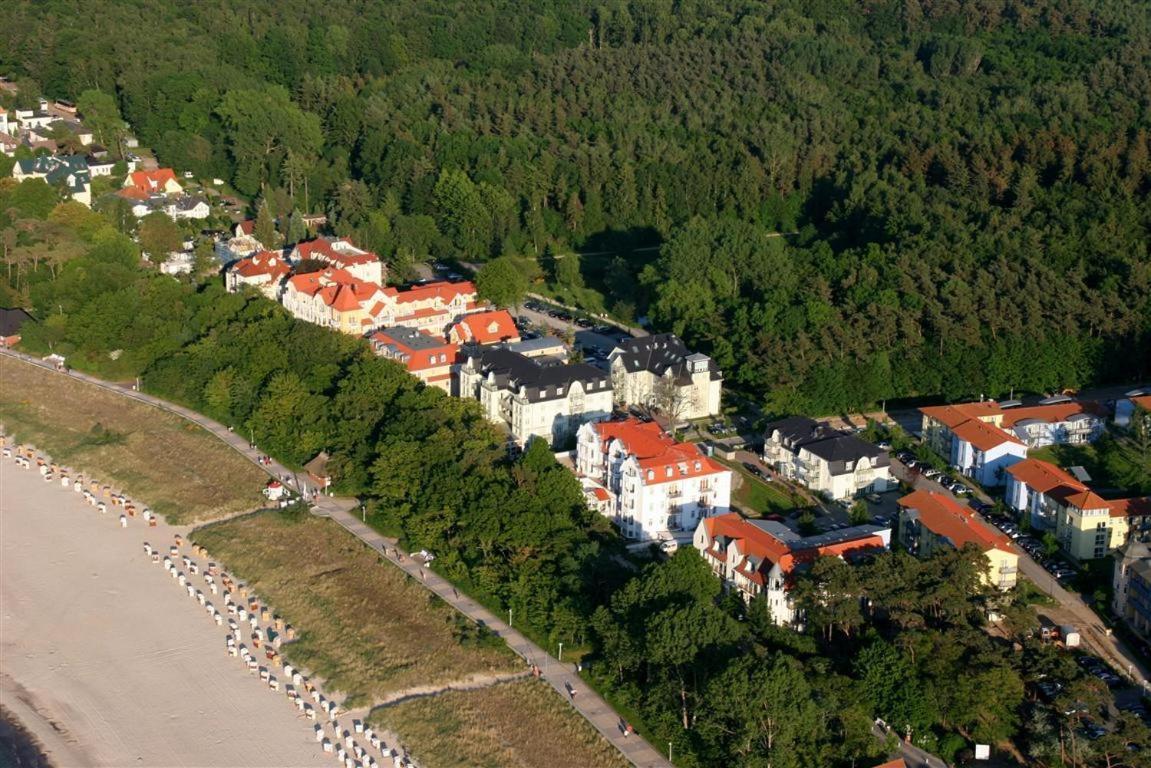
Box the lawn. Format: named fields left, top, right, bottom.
left=0, top=356, right=264, bottom=523
left=1030, top=436, right=1151, bottom=495
left=369, top=679, right=628, bottom=768
left=192, top=511, right=518, bottom=708
left=715, top=457, right=799, bottom=517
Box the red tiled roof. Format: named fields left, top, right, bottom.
left=233, top=250, right=290, bottom=281
left=1006, top=458, right=1085, bottom=495
left=702, top=513, right=886, bottom=579
left=1108, top=497, right=1151, bottom=519
left=382, top=280, right=476, bottom=306
left=450, top=309, right=520, bottom=345
left=1061, top=489, right=1111, bottom=511
left=124, top=168, right=178, bottom=193
left=117, top=186, right=150, bottom=201
left=898, top=490, right=1013, bottom=552
left=590, top=487, right=610, bottom=502
left=920, top=401, right=1003, bottom=428
left=1130, top=395, right=1151, bottom=412
left=369, top=328, right=457, bottom=372
left=872, top=760, right=907, bottom=768
left=1000, top=402, right=1101, bottom=428
left=284, top=268, right=377, bottom=311
left=237, top=220, right=255, bottom=236
left=950, top=418, right=1022, bottom=451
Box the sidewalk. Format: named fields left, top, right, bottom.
left=1, top=349, right=672, bottom=767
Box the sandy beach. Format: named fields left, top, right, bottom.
left=0, top=458, right=329, bottom=767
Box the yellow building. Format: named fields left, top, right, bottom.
left=898, top=489, right=1019, bottom=590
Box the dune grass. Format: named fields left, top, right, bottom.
left=0, top=357, right=264, bottom=523
left=192, top=510, right=518, bottom=708
left=369, top=678, right=629, bottom=768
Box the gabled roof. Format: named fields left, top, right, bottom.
left=593, top=418, right=728, bottom=483
left=381, top=280, right=476, bottom=306
left=451, top=309, right=519, bottom=345
left=919, top=401, right=1003, bottom=428
left=1129, top=394, right=1151, bottom=412
left=467, top=347, right=608, bottom=403
left=1061, top=489, right=1111, bottom=511
left=1108, top=497, right=1151, bottom=519
left=611, top=333, right=720, bottom=383
left=701, top=513, right=887, bottom=582
left=950, top=418, right=1023, bottom=451
left=1007, top=458, right=1086, bottom=495
left=232, top=250, right=291, bottom=282
left=293, top=237, right=378, bottom=267
left=898, top=490, right=1013, bottom=553
left=124, top=168, right=179, bottom=193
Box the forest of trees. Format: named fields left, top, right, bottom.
left=4, top=0, right=1149, bottom=414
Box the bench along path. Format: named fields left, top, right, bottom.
left=1, top=349, right=674, bottom=768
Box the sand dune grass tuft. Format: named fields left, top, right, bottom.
left=369, top=678, right=629, bottom=768
left=192, top=511, right=517, bottom=707
left=0, top=358, right=264, bottom=523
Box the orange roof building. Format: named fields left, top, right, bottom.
left=225, top=250, right=292, bottom=299
left=369, top=326, right=458, bottom=393
left=576, top=417, right=733, bottom=543
left=123, top=168, right=183, bottom=196
left=371, top=280, right=479, bottom=335
left=448, top=309, right=520, bottom=347
left=694, top=512, right=890, bottom=626
left=919, top=400, right=1028, bottom=487
left=290, top=237, right=384, bottom=285
left=1116, top=392, right=1151, bottom=428
left=1007, top=457, right=1151, bottom=561
left=897, top=490, right=1018, bottom=589
left=281, top=267, right=384, bottom=335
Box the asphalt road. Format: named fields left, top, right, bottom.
left=893, top=458, right=1151, bottom=693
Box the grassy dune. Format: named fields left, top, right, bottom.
left=0, top=357, right=264, bottom=523
left=369, top=679, right=629, bottom=768
left=192, top=511, right=518, bottom=707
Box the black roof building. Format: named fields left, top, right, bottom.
left=610, top=333, right=722, bottom=384
left=468, top=348, right=610, bottom=403
left=763, top=415, right=889, bottom=477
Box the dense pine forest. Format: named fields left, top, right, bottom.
left=4, top=0, right=1150, bottom=413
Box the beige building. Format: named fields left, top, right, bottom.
left=898, top=489, right=1019, bottom=590
left=457, top=348, right=613, bottom=447
left=608, top=334, right=722, bottom=421
left=762, top=416, right=892, bottom=501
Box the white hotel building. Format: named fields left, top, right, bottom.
left=576, top=418, right=731, bottom=543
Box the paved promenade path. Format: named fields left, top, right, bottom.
left=1, top=349, right=673, bottom=768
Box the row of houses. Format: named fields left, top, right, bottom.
left=225, top=236, right=725, bottom=450
left=919, top=397, right=1106, bottom=487
left=693, top=486, right=1016, bottom=627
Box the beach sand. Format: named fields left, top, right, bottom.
left=0, top=460, right=328, bottom=767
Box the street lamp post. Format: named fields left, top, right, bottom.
left=558, top=641, right=563, bottom=663
left=668, top=742, right=673, bottom=763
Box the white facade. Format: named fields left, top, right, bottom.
left=952, top=438, right=1027, bottom=487
left=762, top=417, right=892, bottom=501
left=576, top=419, right=731, bottom=542
left=458, top=350, right=613, bottom=448
left=608, top=335, right=723, bottom=421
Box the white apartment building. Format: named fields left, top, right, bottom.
left=224, top=250, right=292, bottom=300
left=694, top=514, right=891, bottom=626
left=576, top=418, right=732, bottom=542
left=608, top=334, right=722, bottom=421
left=762, top=416, right=892, bottom=501
left=458, top=348, right=613, bottom=447
left=291, top=237, right=385, bottom=285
